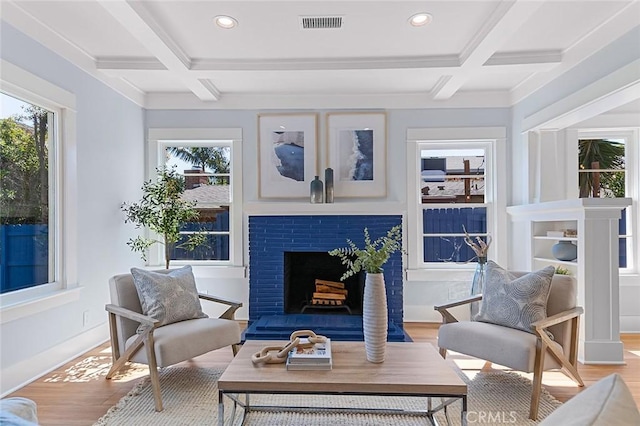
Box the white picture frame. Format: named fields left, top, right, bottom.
left=258, top=113, right=319, bottom=198
left=326, top=112, right=387, bottom=197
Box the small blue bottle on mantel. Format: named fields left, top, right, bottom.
left=310, top=176, right=324, bottom=203
left=325, top=168, right=334, bottom=203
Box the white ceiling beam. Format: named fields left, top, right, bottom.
left=97, top=0, right=220, bottom=101
left=96, top=57, right=166, bottom=71
left=485, top=50, right=562, bottom=67
left=1, top=0, right=146, bottom=106
left=523, top=58, right=640, bottom=131
left=190, top=55, right=462, bottom=71
left=511, top=0, right=640, bottom=104
left=145, top=89, right=513, bottom=110
left=432, top=0, right=545, bottom=100
left=97, top=53, right=559, bottom=76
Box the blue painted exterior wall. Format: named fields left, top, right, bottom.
left=0, top=224, right=48, bottom=293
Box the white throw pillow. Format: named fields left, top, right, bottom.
left=131, top=266, right=207, bottom=333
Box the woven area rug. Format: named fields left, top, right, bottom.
left=94, top=367, right=562, bottom=425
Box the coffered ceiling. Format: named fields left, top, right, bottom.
left=1, top=0, right=638, bottom=109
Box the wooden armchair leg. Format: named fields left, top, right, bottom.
left=560, top=363, right=584, bottom=387
left=232, top=343, right=241, bottom=356
left=145, top=335, right=163, bottom=412
left=529, top=340, right=546, bottom=420
left=439, top=347, right=447, bottom=358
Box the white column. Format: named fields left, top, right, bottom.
left=578, top=206, right=625, bottom=364
left=507, top=198, right=631, bottom=364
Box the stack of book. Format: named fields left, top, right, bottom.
left=286, top=338, right=332, bottom=371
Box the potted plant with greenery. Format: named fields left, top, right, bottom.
left=329, top=224, right=404, bottom=363
left=121, top=166, right=207, bottom=269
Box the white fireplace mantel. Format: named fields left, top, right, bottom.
left=507, top=198, right=631, bottom=364
left=244, top=201, right=406, bottom=216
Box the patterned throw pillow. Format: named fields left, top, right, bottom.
left=475, top=261, right=555, bottom=337
left=131, top=266, right=207, bottom=333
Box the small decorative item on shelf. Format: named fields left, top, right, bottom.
left=324, top=168, right=334, bottom=203
left=555, top=266, right=572, bottom=275
left=310, top=176, right=323, bottom=203
left=547, top=229, right=578, bottom=238
left=329, top=224, right=404, bottom=363
left=463, top=225, right=492, bottom=318
left=552, top=240, right=577, bottom=261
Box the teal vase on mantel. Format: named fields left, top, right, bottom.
left=324, top=168, right=334, bottom=203
left=310, top=176, right=323, bottom=203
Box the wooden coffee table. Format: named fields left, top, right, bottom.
left=218, top=340, right=467, bottom=425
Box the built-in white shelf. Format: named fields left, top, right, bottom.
left=508, top=197, right=631, bottom=365
left=244, top=201, right=405, bottom=216
left=533, top=236, right=578, bottom=242
left=533, top=257, right=577, bottom=266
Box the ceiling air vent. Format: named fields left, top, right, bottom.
left=299, top=16, right=343, bottom=30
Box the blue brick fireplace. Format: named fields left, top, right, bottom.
left=244, top=214, right=408, bottom=341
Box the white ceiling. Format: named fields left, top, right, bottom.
left=1, top=0, right=639, bottom=109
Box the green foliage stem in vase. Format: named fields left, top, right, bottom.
left=121, top=166, right=207, bottom=269
left=328, top=224, right=405, bottom=281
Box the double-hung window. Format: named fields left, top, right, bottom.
left=406, top=128, right=506, bottom=277
left=577, top=129, right=637, bottom=270
left=1, top=92, right=55, bottom=293
left=1, top=60, right=78, bottom=320
left=148, top=129, right=243, bottom=269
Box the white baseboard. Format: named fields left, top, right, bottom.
left=0, top=323, right=109, bottom=397
left=579, top=339, right=626, bottom=365
left=620, top=316, right=640, bottom=333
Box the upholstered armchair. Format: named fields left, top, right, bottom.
left=435, top=269, right=584, bottom=420
left=105, top=268, right=243, bottom=411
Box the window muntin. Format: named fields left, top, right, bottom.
left=418, top=143, right=491, bottom=265
left=163, top=143, right=232, bottom=263
left=1, top=92, right=55, bottom=293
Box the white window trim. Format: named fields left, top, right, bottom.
left=406, top=127, right=507, bottom=281
left=147, top=128, right=244, bottom=276
left=0, top=60, right=79, bottom=323
left=574, top=128, right=638, bottom=273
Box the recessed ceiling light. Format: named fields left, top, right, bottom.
left=214, top=15, right=238, bottom=29
left=409, top=13, right=432, bottom=27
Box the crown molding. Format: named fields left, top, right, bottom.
left=144, top=89, right=512, bottom=110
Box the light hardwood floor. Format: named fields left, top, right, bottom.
left=6, top=323, right=640, bottom=425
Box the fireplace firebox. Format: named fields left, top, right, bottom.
left=284, top=251, right=364, bottom=315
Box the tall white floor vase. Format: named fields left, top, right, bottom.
left=362, top=273, right=388, bottom=363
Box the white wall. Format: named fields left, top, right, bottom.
left=145, top=108, right=512, bottom=323
left=0, top=22, right=145, bottom=395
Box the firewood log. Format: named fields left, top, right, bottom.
left=315, top=279, right=345, bottom=289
